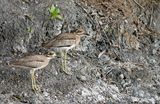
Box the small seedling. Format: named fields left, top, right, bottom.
left=27, top=27, right=32, bottom=33
left=48, top=5, right=63, bottom=20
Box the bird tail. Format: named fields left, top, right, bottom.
left=0, top=59, right=13, bottom=68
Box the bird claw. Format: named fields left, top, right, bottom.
left=63, top=68, right=72, bottom=75
left=32, top=84, right=40, bottom=92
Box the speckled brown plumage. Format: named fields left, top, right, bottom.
left=9, top=51, right=56, bottom=92
left=42, top=27, right=86, bottom=75
left=42, top=27, right=86, bottom=51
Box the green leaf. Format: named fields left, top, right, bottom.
left=55, top=15, right=63, bottom=20
left=48, top=5, right=63, bottom=20
left=48, top=5, right=56, bottom=13
left=27, top=27, right=32, bottom=33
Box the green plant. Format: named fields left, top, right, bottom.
left=27, top=27, right=32, bottom=33
left=48, top=5, right=63, bottom=20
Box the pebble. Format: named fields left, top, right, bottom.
left=119, top=74, right=124, bottom=79
left=77, top=75, right=87, bottom=81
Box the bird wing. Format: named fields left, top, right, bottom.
left=10, top=55, right=49, bottom=69
left=42, top=33, right=77, bottom=48
left=10, top=60, right=47, bottom=69
left=18, top=55, right=47, bottom=61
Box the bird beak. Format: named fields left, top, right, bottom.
left=53, top=52, right=61, bottom=58
left=84, top=33, right=90, bottom=36
left=81, top=33, right=89, bottom=37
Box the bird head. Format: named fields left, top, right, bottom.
left=76, top=28, right=85, bottom=35
left=76, top=26, right=89, bottom=37
left=46, top=51, right=56, bottom=59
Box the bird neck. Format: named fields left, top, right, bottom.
left=47, top=57, right=52, bottom=60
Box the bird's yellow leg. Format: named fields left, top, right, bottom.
left=63, top=50, right=72, bottom=75
left=64, top=50, right=67, bottom=72
left=60, top=50, right=72, bottom=75
left=60, top=51, right=65, bottom=72
left=30, top=70, right=40, bottom=92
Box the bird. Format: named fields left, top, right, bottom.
left=42, top=27, right=87, bottom=75
left=9, top=51, right=56, bottom=92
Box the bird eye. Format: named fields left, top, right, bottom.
left=46, top=51, right=56, bottom=57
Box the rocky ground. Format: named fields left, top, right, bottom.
left=0, top=0, right=160, bottom=104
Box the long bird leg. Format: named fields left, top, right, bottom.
left=64, top=50, right=67, bottom=72
left=60, top=51, right=65, bottom=72
left=60, top=50, right=72, bottom=75
left=30, top=70, right=40, bottom=92
left=64, top=50, right=72, bottom=75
